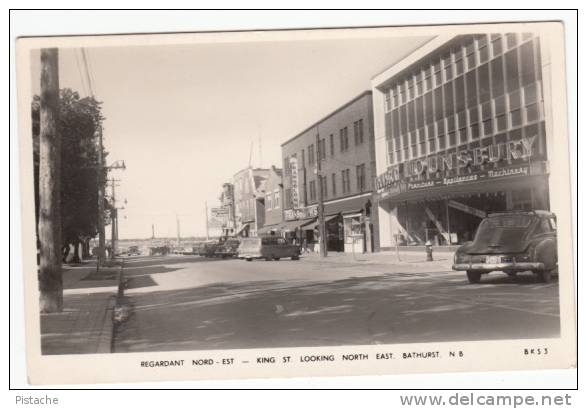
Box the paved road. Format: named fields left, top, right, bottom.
left=113, top=254, right=560, bottom=353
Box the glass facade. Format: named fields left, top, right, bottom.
left=383, top=33, right=545, bottom=172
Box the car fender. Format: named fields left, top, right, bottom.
left=532, top=237, right=557, bottom=271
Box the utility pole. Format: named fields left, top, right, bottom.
left=151, top=223, right=155, bottom=239
left=205, top=201, right=210, bottom=240
left=315, top=128, right=327, bottom=257
left=176, top=215, right=181, bottom=245
left=38, top=48, right=62, bottom=312
left=109, top=178, right=121, bottom=259
left=97, top=125, right=106, bottom=265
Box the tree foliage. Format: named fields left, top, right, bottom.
left=32, top=88, right=109, bottom=261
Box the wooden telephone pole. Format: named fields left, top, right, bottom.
left=315, top=128, right=327, bottom=257
left=38, top=48, right=62, bottom=312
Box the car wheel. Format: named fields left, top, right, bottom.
left=274, top=258, right=280, bottom=261
left=291, top=255, right=299, bottom=260
left=536, top=269, right=552, bottom=283
left=245, top=258, right=252, bottom=262
left=466, top=270, right=482, bottom=284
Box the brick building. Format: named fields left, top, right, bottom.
left=280, top=91, right=379, bottom=253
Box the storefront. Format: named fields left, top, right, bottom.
left=376, top=135, right=550, bottom=247
left=371, top=33, right=552, bottom=249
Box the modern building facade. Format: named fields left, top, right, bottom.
left=372, top=33, right=552, bottom=248
left=281, top=91, right=379, bottom=253
left=233, top=167, right=271, bottom=237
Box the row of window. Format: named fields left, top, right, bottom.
left=265, top=190, right=281, bottom=211
left=384, top=33, right=538, bottom=112
left=286, top=118, right=366, bottom=172
left=383, top=35, right=543, bottom=165
left=386, top=83, right=544, bottom=164
left=305, top=165, right=366, bottom=203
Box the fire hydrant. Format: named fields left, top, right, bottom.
left=425, top=240, right=433, bottom=261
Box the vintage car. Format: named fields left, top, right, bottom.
left=215, top=238, right=241, bottom=258
left=238, top=236, right=300, bottom=261
left=452, top=210, right=557, bottom=284
left=198, top=241, right=220, bottom=257
left=127, top=245, right=141, bottom=256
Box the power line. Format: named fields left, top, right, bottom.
left=74, top=49, right=89, bottom=97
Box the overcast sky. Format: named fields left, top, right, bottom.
left=31, top=33, right=431, bottom=239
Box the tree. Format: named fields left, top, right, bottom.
left=32, top=88, right=108, bottom=266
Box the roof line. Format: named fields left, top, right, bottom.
left=280, top=90, right=372, bottom=147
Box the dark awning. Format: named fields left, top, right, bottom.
left=280, top=218, right=314, bottom=231
left=323, top=194, right=372, bottom=216
left=302, top=214, right=339, bottom=230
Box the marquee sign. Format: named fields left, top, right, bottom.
left=284, top=205, right=318, bottom=221
left=376, top=136, right=541, bottom=193
left=289, top=156, right=300, bottom=209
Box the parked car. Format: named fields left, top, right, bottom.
left=198, top=241, right=220, bottom=257
left=215, top=238, right=241, bottom=258
left=452, top=210, right=557, bottom=283
left=238, top=236, right=300, bottom=261
left=127, top=246, right=140, bottom=256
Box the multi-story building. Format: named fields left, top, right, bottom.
left=280, top=91, right=379, bottom=253
left=257, top=166, right=284, bottom=235
left=233, top=167, right=271, bottom=237
left=372, top=33, right=551, bottom=248
left=218, top=182, right=236, bottom=236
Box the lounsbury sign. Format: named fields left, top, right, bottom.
left=376, top=135, right=537, bottom=190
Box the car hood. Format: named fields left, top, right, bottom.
left=465, top=228, right=530, bottom=254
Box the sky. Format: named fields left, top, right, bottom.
left=31, top=33, right=431, bottom=239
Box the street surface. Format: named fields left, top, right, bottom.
left=113, top=253, right=560, bottom=353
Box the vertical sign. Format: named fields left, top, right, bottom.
left=289, top=156, right=300, bottom=209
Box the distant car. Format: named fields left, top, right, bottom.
left=127, top=246, right=140, bottom=256
left=453, top=211, right=557, bottom=283
left=238, top=236, right=300, bottom=261
left=198, top=241, right=220, bottom=257
left=215, top=238, right=241, bottom=258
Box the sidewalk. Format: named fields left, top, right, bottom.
left=301, top=249, right=454, bottom=269
left=40, top=261, right=122, bottom=355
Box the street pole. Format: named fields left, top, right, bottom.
left=38, top=48, right=62, bottom=313
left=110, top=177, right=119, bottom=259
left=315, top=128, right=327, bottom=257
left=97, top=125, right=106, bottom=265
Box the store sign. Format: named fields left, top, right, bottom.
left=284, top=205, right=317, bottom=221
left=289, top=156, right=300, bottom=209
left=211, top=207, right=229, bottom=217
left=376, top=136, right=539, bottom=192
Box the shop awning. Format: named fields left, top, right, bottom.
left=235, top=223, right=251, bottom=237
left=323, top=195, right=372, bottom=216
left=302, top=214, right=339, bottom=230
left=257, top=224, right=280, bottom=235
left=280, top=218, right=314, bottom=231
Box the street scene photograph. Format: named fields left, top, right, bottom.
left=19, top=22, right=573, bottom=371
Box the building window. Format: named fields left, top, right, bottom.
left=320, top=175, right=327, bottom=199
left=356, top=164, right=366, bottom=192
left=331, top=173, right=337, bottom=197
left=342, top=169, right=351, bottom=194
left=339, top=127, right=349, bottom=152
left=491, top=34, right=503, bottom=57
left=309, top=180, right=316, bottom=202
left=274, top=190, right=280, bottom=209
left=319, top=138, right=326, bottom=160
left=266, top=193, right=272, bottom=210
left=353, top=118, right=364, bottom=145
left=308, top=144, right=315, bottom=165
left=330, top=134, right=335, bottom=156
left=478, top=35, right=489, bottom=63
